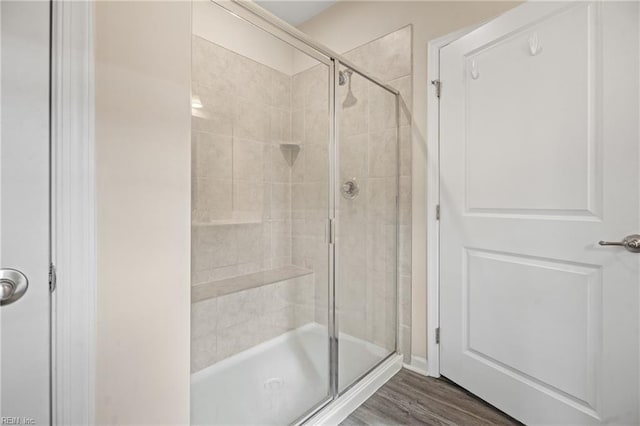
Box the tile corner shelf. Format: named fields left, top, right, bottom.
left=279, top=143, right=301, bottom=166
left=191, top=265, right=313, bottom=303
left=279, top=142, right=301, bottom=149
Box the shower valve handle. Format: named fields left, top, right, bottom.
left=341, top=179, right=360, bottom=200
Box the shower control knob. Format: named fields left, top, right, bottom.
left=341, top=179, right=360, bottom=200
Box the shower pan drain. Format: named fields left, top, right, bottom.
left=264, top=377, right=285, bottom=391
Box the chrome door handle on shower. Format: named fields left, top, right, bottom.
left=599, top=234, right=640, bottom=253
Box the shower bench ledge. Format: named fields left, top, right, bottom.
left=191, top=265, right=313, bottom=303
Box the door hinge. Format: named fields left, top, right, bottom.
left=431, top=79, right=441, bottom=98
left=436, top=204, right=440, bottom=221
left=49, top=263, right=57, bottom=293
left=435, top=327, right=440, bottom=344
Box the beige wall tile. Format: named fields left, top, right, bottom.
left=271, top=219, right=292, bottom=261
left=192, top=224, right=238, bottom=271
left=217, top=288, right=266, bottom=329
left=236, top=224, right=263, bottom=264
left=192, top=177, right=232, bottom=222
left=304, top=102, right=330, bottom=145
left=271, top=71, right=292, bottom=110
left=233, top=97, right=270, bottom=142
left=192, top=110, right=233, bottom=136
left=230, top=52, right=271, bottom=106
left=294, top=305, right=315, bottom=328
left=303, top=182, right=328, bottom=220
left=265, top=308, right=297, bottom=337
left=191, top=332, right=218, bottom=373
left=305, top=65, right=329, bottom=107
left=271, top=145, right=292, bottom=183
left=367, top=177, right=396, bottom=223
left=365, top=220, right=387, bottom=273
left=340, top=133, right=368, bottom=180
left=217, top=318, right=261, bottom=360
left=191, top=298, right=218, bottom=340
left=291, top=72, right=305, bottom=109
left=192, top=132, right=232, bottom=179
left=368, top=128, right=398, bottom=178
left=304, top=144, right=328, bottom=183
left=368, top=84, right=397, bottom=133
left=291, top=148, right=306, bottom=183
left=233, top=139, right=264, bottom=182
left=271, top=183, right=291, bottom=220
left=270, top=107, right=292, bottom=143
left=192, top=82, right=232, bottom=119
left=262, top=222, right=273, bottom=269
left=233, top=181, right=264, bottom=215
left=264, top=281, right=291, bottom=312
left=192, top=36, right=233, bottom=98
left=291, top=108, right=305, bottom=144
left=365, top=25, right=412, bottom=82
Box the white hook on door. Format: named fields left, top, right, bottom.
left=528, top=32, right=542, bottom=56
left=470, top=59, right=479, bottom=80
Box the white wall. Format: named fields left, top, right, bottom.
left=298, top=0, right=520, bottom=361
left=94, top=2, right=191, bottom=424
left=193, top=0, right=295, bottom=75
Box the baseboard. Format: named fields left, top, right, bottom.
left=306, top=353, right=403, bottom=425
left=403, top=355, right=429, bottom=377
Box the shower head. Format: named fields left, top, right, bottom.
left=340, top=68, right=358, bottom=108
left=338, top=68, right=353, bottom=86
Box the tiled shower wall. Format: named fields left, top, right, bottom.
left=190, top=36, right=315, bottom=372
left=191, top=274, right=314, bottom=371
left=190, top=24, right=413, bottom=372
left=191, top=35, right=294, bottom=286
left=291, top=26, right=413, bottom=360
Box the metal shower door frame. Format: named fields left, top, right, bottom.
left=332, top=60, right=401, bottom=399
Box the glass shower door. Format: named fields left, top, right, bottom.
left=335, top=62, right=399, bottom=392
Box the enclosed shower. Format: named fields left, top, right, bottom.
left=190, top=1, right=401, bottom=424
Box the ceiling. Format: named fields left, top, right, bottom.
left=255, top=1, right=337, bottom=26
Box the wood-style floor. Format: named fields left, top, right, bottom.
left=341, top=369, right=521, bottom=426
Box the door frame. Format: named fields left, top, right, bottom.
left=50, top=0, right=96, bottom=424
left=425, top=24, right=481, bottom=378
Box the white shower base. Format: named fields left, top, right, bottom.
left=191, top=323, right=391, bottom=425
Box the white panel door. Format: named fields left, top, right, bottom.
left=0, top=1, right=51, bottom=423
left=440, top=2, right=639, bottom=424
